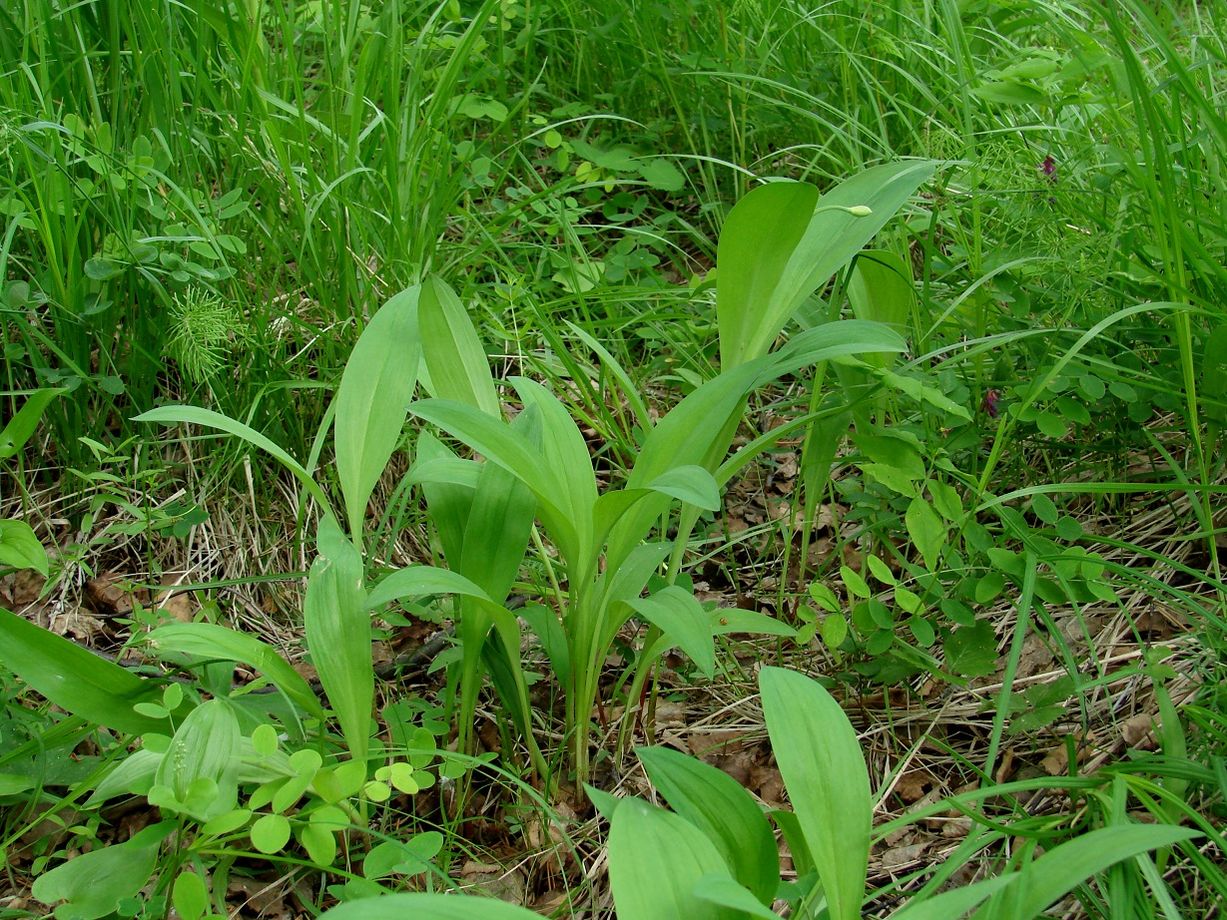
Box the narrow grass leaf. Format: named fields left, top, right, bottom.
left=974, top=824, right=1201, bottom=920
left=135, top=406, right=331, bottom=513
left=760, top=666, right=870, bottom=920
left=334, top=285, right=422, bottom=540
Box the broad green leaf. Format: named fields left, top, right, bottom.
left=717, top=181, right=818, bottom=369
left=693, top=874, right=780, bottom=919
left=609, top=321, right=906, bottom=573
left=0, top=606, right=166, bottom=736
left=973, top=824, right=1200, bottom=920
left=418, top=276, right=500, bottom=417
left=172, top=870, right=209, bottom=920
left=410, top=398, right=580, bottom=564
left=0, top=387, right=65, bottom=459
left=366, top=565, right=491, bottom=610
left=1201, top=323, right=1227, bottom=432
left=848, top=250, right=914, bottom=369
left=147, top=623, right=325, bottom=721
left=627, top=587, right=715, bottom=678
left=760, top=667, right=870, bottom=920
left=585, top=782, right=622, bottom=820
left=637, top=746, right=779, bottom=905
left=608, top=798, right=742, bottom=920
left=642, top=465, right=721, bottom=511
left=718, top=161, right=936, bottom=368
left=0, top=772, right=33, bottom=795
left=414, top=431, right=474, bottom=563
left=318, top=893, right=542, bottom=920
left=519, top=602, right=570, bottom=684
left=32, top=822, right=174, bottom=920
left=0, top=518, right=48, bottom=577
left=363, top=831, right=443, bottom=878
left=304, top=520, right=371, bottom=761
left=510, top=376, right=597, bottom=562
left=87, top=750, right=162, bottom=805
left=335, top=284, right=422, bottom=540
left=135, top=406, right=331, bottom=513
left=154, top=700, right=240, bottom=821
left=460, top=441, right=537, bottom=603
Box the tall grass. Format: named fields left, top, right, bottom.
left=0, top=0, right=542, bottom=469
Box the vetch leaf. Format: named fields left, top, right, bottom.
left=637, top=157, right=685, bottom=192
left=905, top=497, right=946, bottom=570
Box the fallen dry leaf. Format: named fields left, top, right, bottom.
left=460, top=860, right=528, bottom=904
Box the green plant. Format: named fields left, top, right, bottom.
left=594, top=667, right=1202, bottom=920
left=0, top=387, right=65, bottom=577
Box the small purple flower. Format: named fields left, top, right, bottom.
left=982, top=388, right=1001, bottom=418
left=1039, top=155, right=1057, bottom=182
